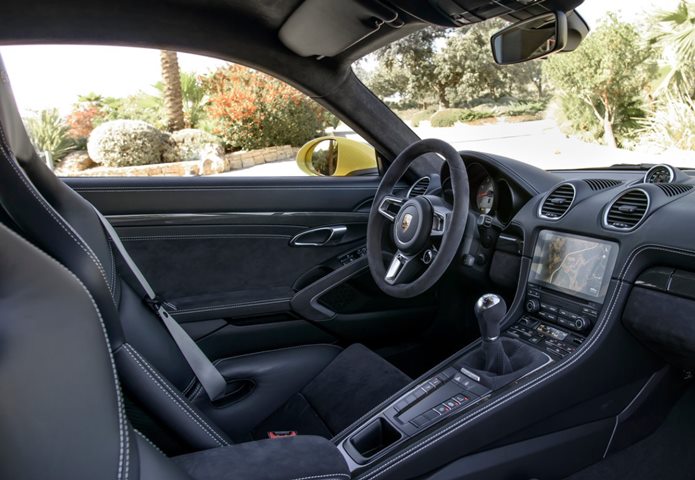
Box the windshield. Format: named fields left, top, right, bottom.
left=354, top=0, right=695, bottom=170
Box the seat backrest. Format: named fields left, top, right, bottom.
left=0, top=221, right=190, bottom=480
left=0, top=55, right=231, bottom=451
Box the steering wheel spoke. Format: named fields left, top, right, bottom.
left=385, top=251, right=423, bottom=285
left=427, top=196, right=453, bottom=238
left=377, top=195, right=404, bottom=222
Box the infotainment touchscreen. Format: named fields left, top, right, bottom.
left=529, top=230, right=618, bottom=302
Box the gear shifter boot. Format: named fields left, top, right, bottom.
left=482, top=339, right=513, bottom=375
left=458, top=337, right=549, bottom=390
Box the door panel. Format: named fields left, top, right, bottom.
left=65, top=176, right=437, bottom=359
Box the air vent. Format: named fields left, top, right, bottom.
left=407, top=177, right=430, bottom=198
left=655, top=183, right=693, bottom=197
left=604, top=189, right=650, bottom=230
left=583, top=179, right=623, bottom=191
left=539, top=184, right=576, bottom=220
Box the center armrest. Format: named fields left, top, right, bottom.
left=173, top=436, right=349, bottom=480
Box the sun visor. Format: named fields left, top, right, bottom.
left=279, top=0, right=401, bottom=58
left=0, top=55, right=36, bottom=162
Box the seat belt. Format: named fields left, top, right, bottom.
left=93, top=207, right=228, bottom=402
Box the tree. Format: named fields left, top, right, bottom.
left=373, top=28, right=447, bottom=107
left=159, top=50, right=185, bottom=131
left=652, top=1, right=695, bottom=96
left=155, top=71, right=208, bottom=128
left=544, top=15, right=656, bottom=147
left=442, top=20, right=513, bottom=106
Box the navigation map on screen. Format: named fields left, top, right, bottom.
left=529, top=230, right=618, bottom=301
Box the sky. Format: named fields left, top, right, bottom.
left=0, top=0, right=680, bottom=116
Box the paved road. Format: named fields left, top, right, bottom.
left=220, top=119, right=695, bottom=176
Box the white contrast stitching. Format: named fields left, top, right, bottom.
left=0, top=225, right=129, bottom=480
left=359, top=243, right=677, bottom=480
left=288, top=474, right=351, bottom=480
left=174, top=298, right=289, bottom=314
left=123, top=345, right=229, bottom=446
left=133, top=428, right=164, bottom=455
left=0, top=129, right=116, bottom=303
left=121, top=234, right=291, bottom=241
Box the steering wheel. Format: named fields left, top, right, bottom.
left=367, top=139, right=469, bottom=298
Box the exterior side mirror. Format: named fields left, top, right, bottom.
left=296, top=136, right=378, bottom=176
left=491, top=11, right=568, bottom=65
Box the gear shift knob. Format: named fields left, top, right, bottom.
left=474, top=294, right=507, bottom=342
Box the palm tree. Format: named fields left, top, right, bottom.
left=654, top=1, right=695, bottom=95
left=159, top=50, right=185, bottom=131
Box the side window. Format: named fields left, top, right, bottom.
left=1, top=45, right=378, bottom=177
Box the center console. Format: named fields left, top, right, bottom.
left=340, top=230, right=620, bottom=468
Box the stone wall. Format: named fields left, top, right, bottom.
left=63, top=145, right=299, bottom=177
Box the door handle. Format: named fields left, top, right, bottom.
left=290, top=226, right=347, bottom=247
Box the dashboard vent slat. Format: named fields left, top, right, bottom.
left=604, top=189, right=649, bottom=230
left=539, top=184, right=575, bottom=219
left=408, top=177, right=430, bottom=198
left=655, top=183, right=693, bottom=197
left=583, top=179, right=623, bottom=191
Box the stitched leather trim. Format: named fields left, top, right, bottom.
left=0, top=225, right=130, bottom=480
left=288, top=474, right=351, bottom=480
left=123, top=344, right=229, bottom=447
left=0, top=128, right=117, bottom=305
left=174, top=298, right=290, bottom=315
left=358, top=243, right=673, bottom=480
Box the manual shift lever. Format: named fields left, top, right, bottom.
left=474, top=294, right=506, bottom=341
left=473, top=294, right=512, bottom=374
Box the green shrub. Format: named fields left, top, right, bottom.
left=501, top=101, right=547, bottom=117
left=430, top=109, right=464, bottom=127
left=87, top=120, right=176, bottom=167
left=459, top=109, right=495, bottom=122
left=411, top=109, right=435, bottom=127
left=640, top=93, right=695, bottom=151
left=25, top=109, right=75, bottom=162
left=203, top=65, right=332, bottom=150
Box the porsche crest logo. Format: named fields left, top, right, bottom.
left=401, top=213, right=413, bottom=232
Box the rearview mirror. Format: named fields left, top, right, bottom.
left=491, top=11, right=567, bottom=65
left=296, top=136, right=377, bottom=176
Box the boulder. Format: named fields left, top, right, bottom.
left=56, top=150, right=96, bottom=174
left=171, top=129, right=224, bottom=162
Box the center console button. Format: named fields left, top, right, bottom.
left=525, top=299, right=540, bottom=313
left=435, top=404, right=451, bottom=415
left=422, top=383, right=435, bottom=393
left=444, top=399, right=459, bottom=409
left=430, top=377, right=443, bottom=388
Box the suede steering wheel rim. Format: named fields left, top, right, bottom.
left=367, top=138, right=469, bottom=298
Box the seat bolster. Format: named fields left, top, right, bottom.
left=115, top=344, right=232, bottom=451
left=191, top=344, right=342, bottom=441
left=135, top=430, right=192, bottom=480
left=172, top=436, right=350, bottom=480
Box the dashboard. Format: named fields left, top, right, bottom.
left=412, top=151, right=695, bottom=370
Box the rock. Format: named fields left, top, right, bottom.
left=87, top=120, right=173, bottom=167
left=56, top=150, right=96, bottom=174
left=171, top=129, right=224, bottom=162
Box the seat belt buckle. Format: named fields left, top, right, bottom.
left=144, top=295, right=164, bottom=312
left=268, top=431, right=297, bottom=439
